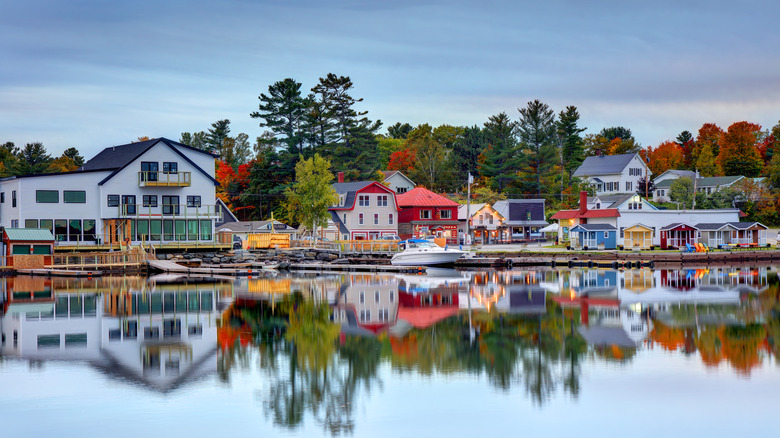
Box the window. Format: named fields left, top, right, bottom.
left=375, top=290, right=380, bottom=303
left=63, top=190, right=86, bottom=203
left=11, top=219, right=18, bottom=228
left=374, top=214, right=379, bottom=225
left=163, top=162, right=178, bottom=173
left=379, top=309, right=389, bottom=322
left=440, top=210, right=451, bottom=219
left=626, top=182, right=632, bottom=192
left=25, top=219, right=38, bottom=228
left=122, top=195, right=136, bottom=215
left=359, top=213, right=364, bottom=225
left=65, top=333, right=88, bottom=347
left=69, top=219, right=82, bottom=242
left=397, top=187, right=407, bottom=194
left=604, top=232, right=609, bottom=238
left=143, top=195, right=158, bottom=207
left=359, top=291, right=365, bottom=303
left=141, top=161, right=158, bottom=181
left=358, top=195, right=370, bottom=207
left=595, top=202, right=601, bottom=209
left=36, top=190, right=59, bottom=203
left=389, top=291, right=395, bottom=303
left=0, top=192, right=3, bottom=203
left=12, top=190, right=16, bottom=207
left=378, top=195, right=388, bottom=206
left=37, top=334, right=60, bottom=348
left=359, top=310, right=371, bottom=322
left=343, top=213, right=347, bottom=223
left=163, top=196, right=180, bottom=215
left=188, top=324, right=203, bottom=336
left=107, top=194, right=119, bottom=207
left=389, top=214, right=394, bottom=225
left=187, top=195, right=201, bottom=207
left=420, top=210, right=431, bottom=219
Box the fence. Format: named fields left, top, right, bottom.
left=247, top=233, right=290, bottom=249
left=47, top=247, right=149, bottom=270
left=291, top=239, right=404, bottom=254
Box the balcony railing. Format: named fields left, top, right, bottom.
left=117, top=204, right=222, bottom=220
left=138, top=171, right=192, bottom=187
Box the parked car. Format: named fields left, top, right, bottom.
left=232, top=235, right=242, bottom=249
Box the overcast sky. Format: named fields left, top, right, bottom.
left=2, top=0, right=779, bottom=158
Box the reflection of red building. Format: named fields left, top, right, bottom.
left=397, top=187, right=460, bottom=244
left=397, top=289, right=460, bottom=329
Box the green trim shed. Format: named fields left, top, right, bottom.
left=2, top=228, right=55, bottom=256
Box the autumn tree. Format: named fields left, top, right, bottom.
left=285, top=154, right=339, bottom=239
left=62, top=147, right=85, bottom=167
left=676, top=130, right=695, bottom=168
left=695, top=123, right=724, bottom=162
left=387, top=148, right=415, bottom=173
left=647, top=141, right=684, bottom=175
left=695, top=143, right=718, bottom=177
left=46, top=156, right=78, bottom=173
left=717, top=121, right=763, bottom=177
left=407, top=124, right=449, bottom=190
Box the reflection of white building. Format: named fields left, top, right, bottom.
left=578, top=307, right=652, bottom=348
left=332, top=274, right=399, bottom=332
left=0, top=284, right=220, bottom=392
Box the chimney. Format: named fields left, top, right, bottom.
left=579, top=191, right=588, bottom=214
left=337, top=172, right=344, bottom=183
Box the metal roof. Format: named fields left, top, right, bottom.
left=573, top=153, right=643, bottom=177
left=3, top=228, right=55, bottom=241
left=570, top=223, right=617, bottom=231
left=654, top=175, right=743, bottom=188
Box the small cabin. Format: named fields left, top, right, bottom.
left=2, top=228, right=55, bottom=269
left=694, top=223, right=737, bottom=249
left=728, top=222, right=768, bottom=246
left=659, top=223, right=698, bottom=250
left=622, top=223, right=653, bottom=250
left=569, top=224, right=617, bottom=250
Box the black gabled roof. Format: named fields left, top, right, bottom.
left=79, top=137, right=218, bottom=186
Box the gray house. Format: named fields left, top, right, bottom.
left=492, top=199, right=548, bottom=242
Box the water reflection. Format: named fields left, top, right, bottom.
left=1, top=265, right=778, bottom=434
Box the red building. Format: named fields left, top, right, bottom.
left=396, top=187, right=460, bottom=244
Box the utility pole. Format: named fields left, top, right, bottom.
left=466, top=172, right=473, bottom=246
left=692, top=168, right=699, bottom=210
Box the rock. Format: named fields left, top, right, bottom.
left=156, top=253, right=167, bottom=260
left=211, top=257, right=221, bottom=263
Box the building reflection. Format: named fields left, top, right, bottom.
left=0, top=276, right=229, bottom=392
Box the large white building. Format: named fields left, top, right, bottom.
left=573, top=153, right=651, bottom=196
left=0, top=138, right=220, bottom=246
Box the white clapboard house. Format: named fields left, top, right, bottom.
left=0, top=137, right=220, bottom=246
left=572, top=153, right=651, bottom=196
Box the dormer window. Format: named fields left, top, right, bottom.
left=595, top=202, right=601, bottom=209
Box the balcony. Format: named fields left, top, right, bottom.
left=138, top=171, right=191, bottom=187
left=116, top=204, right=222, bottom=221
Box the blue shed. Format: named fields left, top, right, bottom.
left=570, top=224, right=617, bottom=250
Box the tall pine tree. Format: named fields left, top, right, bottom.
left=516, top=100, right=557, bottom=196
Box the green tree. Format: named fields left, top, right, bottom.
left=478, top=112, right=518, bottom=192
left=251, top=78, right=309, bottom=156
left=676, top=130, right=695, bottom=168
left=206, top=120, right=231, bottom=153
left=669, top=177, right=694, bottom=209
left=556, top=106, right=586, bottom=177
left=0, top=142, right=19, bottom=176
left=767, top=149, right=780, bottom=190
left=179, top=131, right=209, bottom=151
left=407, top=124, right=449, bottom=190
left=285, top=154, right=339, bottom=238
left=516, top=99, right=558, bottom=196
left=449, top=125, right=487, bottom=189
left=695, top=142, right=718, bottom=177
left=61, top=147, right=85, bottom=167
left=13, top=142, right=52, bottom=175
left=387, top=122, right=413, bottom=139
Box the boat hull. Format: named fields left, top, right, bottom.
left=390, top=249, right=465, bottom=266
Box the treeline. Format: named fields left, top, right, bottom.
left=0, top=142, right=85, bottom=177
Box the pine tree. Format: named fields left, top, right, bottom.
left=556, top=106, right=586, bottom=177
left=251, top=78, right=308, bottom=156
left=516, top=99, right=557, bottom=196
left=478, top=112, right=518, bottom=192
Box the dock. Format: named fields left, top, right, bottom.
left=288, top=263, right=425, bottom=273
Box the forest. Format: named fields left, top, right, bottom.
left=4, top=73, right=780, bottom=224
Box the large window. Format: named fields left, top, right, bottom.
left=68, top=219, right=82, bottom=241
left=40, top=219, right=53, bottom=234
left=63, top=190, right=86, bottom=203
left=141, top=161, right=158, bottom=181
left=200, top=220, right=212, bottom=240
left=25, top=219, right=38, bottom=228
left=122, top=195, right=136, bottom=215
left=54, top=219, right=68, bottom=241
left=378, top=195, right=388, bottom=206
left=36, top=190, right=59, bottom=203
left=83, top=220, right=96, bottom=241
left=150, top=220, right=162, bottom=241
left=187, top=220, right=199, bottom=240
left=358, top=195, right=369, bottom=207
left=163, top=220, right=174, bottom=240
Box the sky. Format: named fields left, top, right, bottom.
left=2, top=0, right=780, bottom=159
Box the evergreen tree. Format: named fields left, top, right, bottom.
left=676, top=130, right=695, bottom=168
left=695, top=142, right=718, bottom=177
left=62, top=147, right=85, bottom=167
left=206, top=120, right=231, bottom=153
left=478, top=112, right=518, bottom=192
left=387, top=122, right=413, bottom=139
left=13, top=142, right=52, bottom=175
left=516, top=99, right=557, bottom=196
left=179, top=131, right=209, bottom=151
left=251, top=78, right=309, bottom=156
left=556, top=106, right=586, bottom=177
left=449, top=125, right=487, bottom=189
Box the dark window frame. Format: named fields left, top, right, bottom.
left=143, top=195, right=158, bottom=207
left=107, top=194, right=120, bottom=207
left=36, top=190, right=59, bottom=203
left=141, top=161, right=159, bottom=181
left=163, top=162, right=178, bottom=173
left=187, top=195, right=201, bottom=207
left=63, top=190, right=86, bottom=203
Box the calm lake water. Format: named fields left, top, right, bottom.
left=1, top=265, right=779, bottom=437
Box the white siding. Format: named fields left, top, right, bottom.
left=617, top=210, right=740, bottom=245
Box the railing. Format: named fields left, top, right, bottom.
left=138, top=171, right=191, bottom=187
left=291, top=239, right=404, bottom=254
left=117, top=204, right=222, bottom=220
left=47, top=248, right=147, bottom=270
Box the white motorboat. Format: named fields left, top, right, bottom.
left=390, top=239, right=466, bottom=266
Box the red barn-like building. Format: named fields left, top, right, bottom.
left=396, top=187, right=460, bottom=244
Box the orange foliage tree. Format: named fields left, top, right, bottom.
left=388, top=148, right=416, bottom=173
left=647, top=141, right=684, bottom=175
left=717, top=121, right=764, bottom=176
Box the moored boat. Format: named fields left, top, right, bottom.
left=390, top=239, right=466, bottom=266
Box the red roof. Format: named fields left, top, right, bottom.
left=396, top=187, right=459, bottom=207
left=550, top=209, right=578, bottom=219
left=397, top=306, right=460, bottom=328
